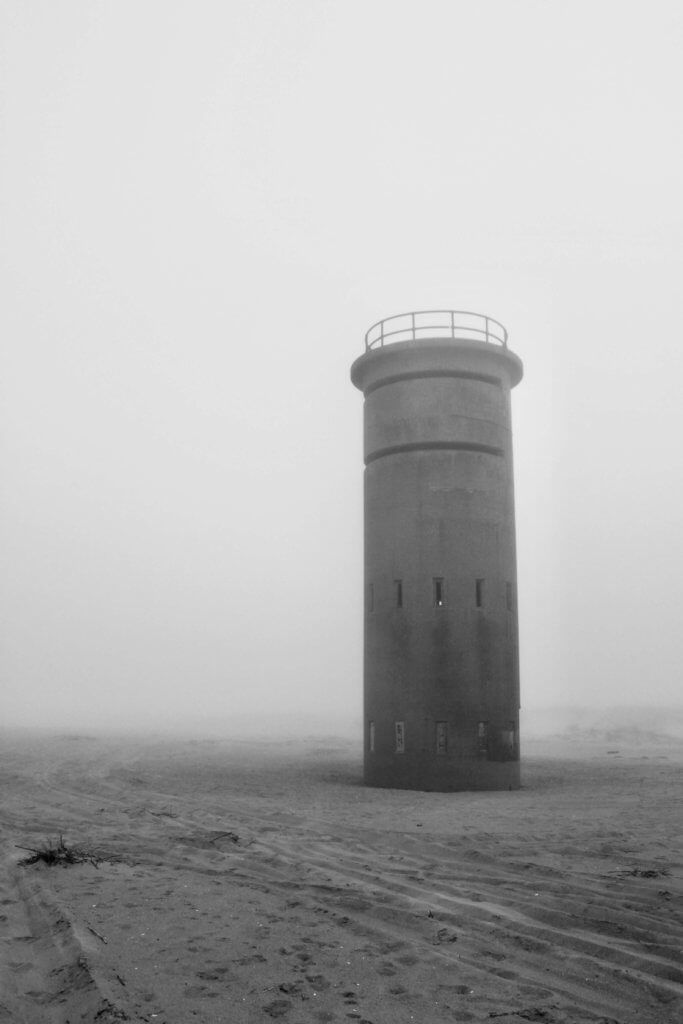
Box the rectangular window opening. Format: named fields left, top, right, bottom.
left=433, top=577, right=444, bottom=607
left=394, top=721, right=405, bottom=754
left=394, top=579, right=403, bottom=608
left=436, top=721, right=448, bottom=756
left=369, top=720, right=375, bottom=754
left=478, top=720, right=489, bottom=756
left=475, top=578, right=485, bottom=608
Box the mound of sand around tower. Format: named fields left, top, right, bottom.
left=1, top=727, right=682, bottom=1023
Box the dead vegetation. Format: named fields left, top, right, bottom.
left=16, top=834, right=101, bottom=868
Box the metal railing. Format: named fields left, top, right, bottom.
left=364, top=310, right=508, bottom=351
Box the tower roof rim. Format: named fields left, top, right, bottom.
left=351, top=337, right=524, bottom=393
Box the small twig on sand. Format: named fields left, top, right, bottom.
left=146, top=807, right=178, bottom=818
left=208, top=831, right=240, bottom=845
left=87, top=925, right=108, bottom=943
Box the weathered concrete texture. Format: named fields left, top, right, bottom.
left=351, top=336, right=523, bottom=791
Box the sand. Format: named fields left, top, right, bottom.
left=1, top=727, right=682, bottom=1024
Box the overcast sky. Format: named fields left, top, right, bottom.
left=1, top=1, right=682, bottom=733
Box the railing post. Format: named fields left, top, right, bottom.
left=411, top=312, right=416, bottom=342
left=380, top=320, right=384, bottom=347
left=485, top=317, right=489, bottom=344
left=450, top=311, right=455, bottom=339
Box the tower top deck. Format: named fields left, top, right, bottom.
left=364, top=310, right=508, bottom=351
left=352, top=310, right=523, bottom=395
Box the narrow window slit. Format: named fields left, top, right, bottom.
left=475, top=578, right=485, bottom=608
left=433, top=577, right=444, bottom=607
left=394, top=579, right=403, bottom=608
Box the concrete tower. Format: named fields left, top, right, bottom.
left=351, top=311, right=523, bottom=791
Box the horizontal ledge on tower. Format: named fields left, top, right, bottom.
left=362, top=369, right=503, bottom=395
left=364, top=441, right=505, bottom=465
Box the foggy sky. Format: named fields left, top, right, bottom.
left=2, top=1, right=682, bottom=732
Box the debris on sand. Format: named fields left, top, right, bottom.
left=16, top=834, right=101, bottom=868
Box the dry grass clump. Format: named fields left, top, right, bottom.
left=17, top=834, right=100, bottom=868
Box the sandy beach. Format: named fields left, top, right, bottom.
left=1, top=726, right=682, bottom=1023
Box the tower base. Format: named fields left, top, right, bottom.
left=364, top=756, right=520, bottom=792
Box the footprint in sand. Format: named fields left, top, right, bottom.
left=306, top=974, right=331, bottom=991
left=197, top=967, right=231, bottom=981
left=397, top=953, right=419, bottom=966
left=9, top=962, right=33, bottom=974
left=479, top=949, right=506, bottom=961
left=263, top=997, right=292, bottom=1017
left=279, top=980, right=307, bottom=997
left=183, top=984, right=207, bottom=998
left=378, top=941, right=405, bottom=954
left=375, top=961, right=397, bottom=977
left=233, top=953, right=267, bottom=966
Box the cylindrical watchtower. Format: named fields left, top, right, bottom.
left=351, top=311, right=523, bottom=791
